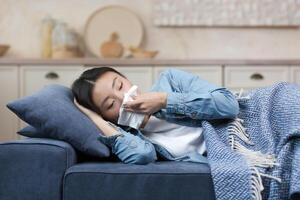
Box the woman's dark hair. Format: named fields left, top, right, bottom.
left=71, top=67, right=125, bottom=114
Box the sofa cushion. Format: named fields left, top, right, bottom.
left=63, top=161, right=215, bottom=200
left=7, top=84, right=110, bottom=158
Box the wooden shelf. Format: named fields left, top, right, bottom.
left=1, top=57, right=300, bottom=66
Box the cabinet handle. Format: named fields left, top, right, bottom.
left=250, top=73, right=264, bottom=80
left=45, top=72, right=59, bottom=80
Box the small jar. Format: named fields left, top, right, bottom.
left=52, top=22, right=67, bottom=51
left=66, top=29, right=82, bottom=57
left=52, top=22, right=82, bottom=58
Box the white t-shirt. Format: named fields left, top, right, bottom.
left=140, top=116, right=206, bottom=158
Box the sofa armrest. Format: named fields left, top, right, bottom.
left=0, top=138, right=77, bottom=200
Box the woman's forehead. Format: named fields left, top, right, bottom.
left=92, top=72, right=116, bottom=105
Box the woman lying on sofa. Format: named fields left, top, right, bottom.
left=71, top=67, right=239, bottom=165
left=72, top=66, right=300, bottom=200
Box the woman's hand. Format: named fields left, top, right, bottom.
left=74, top=98, right=102, bottom=121
left=123, top=92, right=167, bottom=115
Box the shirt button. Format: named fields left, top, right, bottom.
left=191, top=112, right=197, bottom=118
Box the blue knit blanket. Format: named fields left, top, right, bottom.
left=202, top=82, right=300, bottom=200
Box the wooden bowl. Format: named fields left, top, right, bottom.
left=0, top=45, right=10, bottom=56
left=131, top=50, right=158, bottom=58
left=128, top=46, right=158, bottom=58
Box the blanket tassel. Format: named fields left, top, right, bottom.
left=228, top=118, right=282, bottom=200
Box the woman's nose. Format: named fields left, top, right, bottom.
left=115, top=91, right=124, bottom=103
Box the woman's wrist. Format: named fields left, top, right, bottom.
left=160, top=92, right=167, bottom=109
left=91, top=117, right=119, bottom=137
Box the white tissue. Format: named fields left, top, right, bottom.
left=117, top=85, right=145, bottom=129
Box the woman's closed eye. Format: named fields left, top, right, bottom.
left=108, top=100, right=115, bottom=109
left=106, top=81, right=122, bottom=110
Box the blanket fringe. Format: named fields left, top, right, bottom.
left=228, top=89, right=281, bottom=200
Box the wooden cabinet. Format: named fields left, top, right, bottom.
left=0, top=66, right=19, bottom=141
left=112, top=66, right=153, bottom=92
left=290, top=66, right=300, bottom=84
left=20, top=66, right=84, bottom=96
left=1, top=61, right=300, bottom=141
left=153, top=66, right=223, bottom=86
left=225, top=66, right=290, bottom=93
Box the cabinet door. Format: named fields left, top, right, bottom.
left=19, top=65, right=84, bottom=129
left=225, top=66, right=290, bottom=93
left=111, top=67, right=153, bottom=92
left=20, top=66, right=84, bottom=96
left=153, top=66, right=223, bottom=86
left=290, top=66, right=300, bottom=84
left=0, top=66, right=19, bottom=141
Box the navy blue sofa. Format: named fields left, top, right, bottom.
left=0, top=138, right=216, bottom=200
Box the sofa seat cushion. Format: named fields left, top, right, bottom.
left=63, top=161, right=215, bottom=200
left=0, top=138, right=77, bottom=200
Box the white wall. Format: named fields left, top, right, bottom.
left=1, top=0, right=300, bottom=59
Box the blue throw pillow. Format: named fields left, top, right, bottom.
left=17, top=125, right=41, bottom=138
left=7, top=84, right=110, bottom=158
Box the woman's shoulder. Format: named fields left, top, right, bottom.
left=150, top=68, right=194, bottom=92
left=159, top=68, right=185, bottom=77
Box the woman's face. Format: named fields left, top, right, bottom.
left=91, top=71, right=133, bottom=124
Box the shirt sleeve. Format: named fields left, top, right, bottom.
left=97, top=121, right=157, bottom=165
left=151, top=68, right=240, bottom=120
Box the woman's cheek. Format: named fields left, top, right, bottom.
left=114, top=103, right=121, bottom=120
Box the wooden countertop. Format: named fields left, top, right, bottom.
left=1, top=58, right=300, bottom=66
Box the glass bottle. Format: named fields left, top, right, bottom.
left=40, top=15, right=54, bottom=58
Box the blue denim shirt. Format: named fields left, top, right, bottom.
left=98, top=68, right=240, bottom=165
